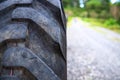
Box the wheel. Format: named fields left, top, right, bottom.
left=0, top=0, right=66, bottom=80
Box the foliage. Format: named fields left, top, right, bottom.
left=86, top=0, right=101, bottom=9
left=63, top=0, right=120, bottom=32
left=62, top=0, right=71, bottom=7
left=104, top=18, right=117, bottom=26
left=85, top=0, right=110, bottom=17
left=85, top=0, right=110, bottom=9
left=113, top=2, right=120, bottom=6
left=65, top=7, right=84, bottom=17
left=62, top=0, right=80, bottom=7
left=82, top=17, right=120, bottom=32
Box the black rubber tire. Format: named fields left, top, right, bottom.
left=0, top=0, right=66, bottom=80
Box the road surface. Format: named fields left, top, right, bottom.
left=67, top=18, right=120, bottom=80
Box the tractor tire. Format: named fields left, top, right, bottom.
left=0, top=0, right=66, bottom=80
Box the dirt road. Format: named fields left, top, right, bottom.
left=67, top=18, right=120, bottom=80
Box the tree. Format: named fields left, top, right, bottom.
left=72, top=0, right=80, bottom=7
left=63, top=0, right=80, bottom=7
left=62, top=0, right=71, bottom=7
left=84, top=0, right=110, bottom=18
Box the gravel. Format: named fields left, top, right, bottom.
left=67, top=18, right=120, bottom=80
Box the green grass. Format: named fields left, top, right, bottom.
left=81, top=18, right=120, bottom=33
left=65, top=7, right=120, bottom=33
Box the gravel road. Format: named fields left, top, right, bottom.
left=67, top=18, right=120, bottom=80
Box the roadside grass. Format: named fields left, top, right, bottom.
left=81, top=18, right=120, bottom=33
left=65, top=7, right=120, bottom=33
left=67, top=17, right=73, bottom=27
left=67, top=17, right=120, bottom=34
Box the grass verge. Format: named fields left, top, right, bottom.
left=81, top=18, right=120, bottom=33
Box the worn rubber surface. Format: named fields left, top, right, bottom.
left=0, top=0, right=66, bottom=80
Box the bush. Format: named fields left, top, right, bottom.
left=104, top=18, right=117, bottom=26
left=113, top=2, right=120, bottom=6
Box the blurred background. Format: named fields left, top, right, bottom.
left=63, top=0, right=120, bottom=32
left=63, top=0, right=120, bottom=80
